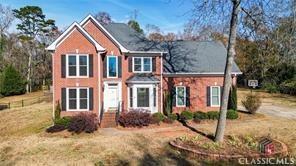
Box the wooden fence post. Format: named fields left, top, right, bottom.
left=22, top=100, right=24, bottom=107
left=8, top=102, right=10, bottom=109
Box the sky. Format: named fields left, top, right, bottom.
left=0, top=0, right=193, bottom=34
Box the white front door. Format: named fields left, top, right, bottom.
left=104, top=83, right=119, bottom=110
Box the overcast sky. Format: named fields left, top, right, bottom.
left=0, top=0, right=193, bottom=33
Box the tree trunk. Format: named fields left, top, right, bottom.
left=214, top=0, right=240, bottom=142
left=26, top=52, right=32, bottom=93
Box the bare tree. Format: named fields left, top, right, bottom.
left=94, top=12, right=112, bottom=25
left=0, top=4, right=14, bottom=58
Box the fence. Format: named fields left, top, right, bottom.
left=0, top=93, right=52, bottom=110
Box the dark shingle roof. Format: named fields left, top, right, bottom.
left=103, top=23, right=241, bottom=74
left=161, top=41, right=241, bottom=74
left=126, top=74, right=160, bottom=83
left=103, top=23, right=159, bottom=51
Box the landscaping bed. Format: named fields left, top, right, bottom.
left=170, top=135, right=288, bottom=159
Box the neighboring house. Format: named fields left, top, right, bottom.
left=46, top=15, right=241, bottom=127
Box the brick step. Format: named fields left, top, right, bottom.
left=100, top=112, right=118, bottom=128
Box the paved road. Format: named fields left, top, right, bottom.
left=238, top=104, right=296, bottom=119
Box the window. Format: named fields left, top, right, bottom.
left=211, top=86, right=220, bottom=106
left=67, top=54, right=88, bottom=77
left=153, top=87, right=156, bottom=107
left=107, top=56, right=118, bottom=78
left=129, top=87, right=133, bottom=108
left=133, top=57, right=152, bottom=72
left=176, top=86, right=186, bottom=107
left=137, top=88, right=149, bottom=107
left=67, top=88, right=89, bottom=111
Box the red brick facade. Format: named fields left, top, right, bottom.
left=50, top=15, right=237, bottom=119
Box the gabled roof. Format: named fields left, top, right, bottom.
left=80, top=14, right=165, bottom=54
left=46, top=22, right=105, bottom=51
left=162, top=41, right=242, bottom=75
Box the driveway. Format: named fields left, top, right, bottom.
left=238, top=104, right=296, bottom=119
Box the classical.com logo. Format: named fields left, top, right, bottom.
left=238, top=157, right=295, bottom=165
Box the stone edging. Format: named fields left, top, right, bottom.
left=169, top=139, right=288, bottom=159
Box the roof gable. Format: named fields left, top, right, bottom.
left=46, top=22, right=105, bottom=51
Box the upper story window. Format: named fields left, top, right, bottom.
left=67, top=54, right=88, bottom=77
left=107, top=56, right=118, bottom=78
left=133, top=57, right=152, bottom=73
left=176, top=86, right=186, bottom=107
left=211, top=86, right=220, bottom=107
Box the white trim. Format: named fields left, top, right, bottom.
left=210, top=86, right=220, bottom=107
left=160, top=53, right=163, bottom=113
left=132, top=57, right=152, bottom=73
left=80, top=15, right=128, bottom=52
left=164, top=72, right=243, bottom=76
left=80, top=14, right=166, bottom=54
left=46, top=22, right=105, bottom=51
left=52, top=52, right=55, bottom=119
left=66, top=87, right=89, bottom=111
left=66, top=54, right=89, bottom=78
left=103, top=81, right=122, bottom=111
left=126, top=51, right=167, bottom=54
left=98, top=52, right=101, bottom=118
left=106, top=56, right=118, bottom=78
left=176, top=86, right=186, bottom=107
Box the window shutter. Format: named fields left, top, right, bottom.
left=89, top=54, right=93, bottom=77
left=172, top=87, right=176, bottom=107
left=152, top=57, right=156, bottom=72
left=103, top=56, right=107, bottom=78
left=61, top=55, right=66, bottom=78
left=118, top=56, right=122, bottom=78
left=61, top=88, right=66, bottom=111
left=128, top=56, right=132, bottom=72
left=186, top=87, right=190, bottom=107
left=89, top=88, right=93, bottom=110
left=207, top=86, right=211, bottom=106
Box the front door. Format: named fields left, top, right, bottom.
left=104, top=83, right=118, bottom=110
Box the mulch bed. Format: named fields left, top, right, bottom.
left=170, top=135, right=288, bottom=159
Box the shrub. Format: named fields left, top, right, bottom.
left=241, top=93, right=262, bottom=114
left=193, top=111, right=208, bottom=120
left=180, top=110, right=193, bottom=120
left=228, top=86, right=237, bottom=110
left=151, top=112, right=165, bottom=124
left=46, top=124, right=66, bottom=133
left=226, top=109, right=238, bottom=119
left=68, top=113, right=99, bottom=133
left=207, top=111, right=219, bottom=120
left=279, top=80, right=296, bottom=95
left=54, top=101, right=61, bottom=120
left=54, top=117, right=71, bottom=127
left=118, top=110, right=151, bottom=127
left=167, top=113, right=178, bottom=121
left=0, top=65, right=26, bottom=96
left=263, top=83, right=278, bottom=93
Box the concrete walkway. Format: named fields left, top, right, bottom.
left=238, top=104, right=296, bottom=119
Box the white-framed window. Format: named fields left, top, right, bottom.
left=107, top=56, right=118, bottom=78
left=210, top=86, right=220, bottom=107
left=67, top=87, right=89, bottom=111
left=176, top=86, right=186, bottom=107
left=133, top=57, right=152, bottom=73
left=66, top=54, right=89, bottom=77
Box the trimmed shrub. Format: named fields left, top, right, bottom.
left=228, top=86, right=237, bottom=111
left=151, top=112, right=165, bottom=124
left=68, top=113, right=99, bottom=133
left=54, top=101, right=61, bottom=120
left=180, top=110, right=193, bottom=120
left=118, top=110, right=151, bottom=127
left=0, top=65, right=26, bottom=96
left=227, top=109, right=238, bottom=119
left=207, top=111, right=219, bottom=120
left=54, top=117, right=71, bottom=127
left=193, top=111, right=208, bottom=120
left=168, top=113, right=178, bottom=121
left=46, top=124, right=66, bottom=133
left=241, top=93, right=262, bottom=114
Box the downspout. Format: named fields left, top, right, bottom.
left=160, top=52, right=163, bottom=113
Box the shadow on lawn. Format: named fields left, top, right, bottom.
left=178, top=119, right=215, bottom=140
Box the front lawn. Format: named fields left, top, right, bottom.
left=0, top=90, right=295, bottom=165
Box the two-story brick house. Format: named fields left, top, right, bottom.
left=47, top=15, right=241, bottom=127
